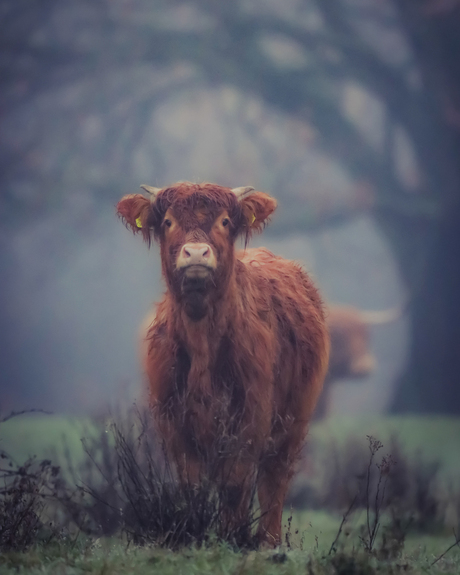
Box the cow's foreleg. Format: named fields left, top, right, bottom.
left=257, top=421, right=306, bottom=547
left=257, top=464, right=293, bottom=547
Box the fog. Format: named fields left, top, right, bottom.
left=1, top=204, right=407, bottom=415
left=5, top=0, right=451, bottom=417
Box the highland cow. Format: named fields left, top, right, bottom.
left=314, top=305, right=402, bottom=418
left=117, top=182, right=329, bottom=546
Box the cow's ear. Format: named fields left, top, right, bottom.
left=239, top=192, right=277, bottom=233
left=116, top=194, right=153, bottom=243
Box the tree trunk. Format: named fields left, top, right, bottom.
left=389, top=0, right=460, bottom=414
left=391, top=202, right=460, bottom=413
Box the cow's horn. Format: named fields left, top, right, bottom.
left=140, top=184, right=161, bottom=199
left=359, top=307, right=403, bottom=325
left=231, top=186, right=255, bottom=199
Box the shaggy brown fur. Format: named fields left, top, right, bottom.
left=117, top=182, right=329, bottom=546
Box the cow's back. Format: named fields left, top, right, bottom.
left=237, top=248, right=329, bottom=423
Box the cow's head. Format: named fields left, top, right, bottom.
left=117, top=182, right=277, bottom=320
left=327, top=307, right=376, bottom=379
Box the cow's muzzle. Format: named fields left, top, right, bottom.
left=181, top=265, right=213, bottom=295
left=177, top=243, right=217, bottom=270
left=177, top=243, right=216, bottom=295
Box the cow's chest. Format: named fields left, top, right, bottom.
left=173, top=338, right=244, bottom=405
left=167, top=338, right=246, bottom=447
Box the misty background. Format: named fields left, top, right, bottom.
left=1, top=0, right=459, bottom=417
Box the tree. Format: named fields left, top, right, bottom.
left=388, top=0, right=460, bottom=412
left=1, top=0, right=459, bottom=412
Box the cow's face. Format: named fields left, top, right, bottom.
left=117, top=183, right=276, bottom=320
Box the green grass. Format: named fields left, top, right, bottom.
left=2, top=414, right=460, bottom=573
left=309, top=415, right=460, bottom=481
left=3, top=413, right=460, bottom=474
left=0, top=414, right=93, bottom=465
left=283, top=508, right=460, bottom=557
left=0, top=525, right=459, bottom=575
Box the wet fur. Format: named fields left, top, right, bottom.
left=117, top=182, right=330, bottom=546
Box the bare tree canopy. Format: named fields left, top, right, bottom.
left=1, top=0, right=459, bottom=413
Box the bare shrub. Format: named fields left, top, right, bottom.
left=59, top=406, right=262, bottom=549
left=0, top=412, right=62, bottom=551
left=1, top=406, right=264, bottom=550
left=56, top=415, right=124, bottom=536
left=383, top=437, right=442, bottom=533
left=291, top=433, right=449, bottom=539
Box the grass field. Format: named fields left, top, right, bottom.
left=1, top=413, right=460, bottom=573
left=310, top=415, right=460, bottom=480
left=1, top=523, right=459, bottom=574
left=3, top=413, right=460, bottom=474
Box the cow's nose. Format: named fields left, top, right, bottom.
left=177, top=243, right=216, bottom=268
left=182, top=244, right=210, bottom=261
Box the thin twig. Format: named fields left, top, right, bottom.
left=328, top=494, right=358, bottom=555
left=430, top=528, right=460, bottom=567
left=0, top=409, right=52, bottom=423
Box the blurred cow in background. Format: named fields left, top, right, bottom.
left=314, top=305, right=402, bottom=418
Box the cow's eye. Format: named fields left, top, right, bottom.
left=164, top=219, right=172, bottom=228
left=222, top=218, right=230, bottom=227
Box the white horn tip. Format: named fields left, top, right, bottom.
left=231, top=186, right=255, bottom=198
left=140, top=184, right=161, bottom=196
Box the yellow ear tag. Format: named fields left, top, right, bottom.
left=251, top=213, right=256, bottom=225
left=135, top=217, right=142, bottom=229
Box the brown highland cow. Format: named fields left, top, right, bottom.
left=314, top=305, right=402, bottom=418
left=117, top=182, right=329, bottom=546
